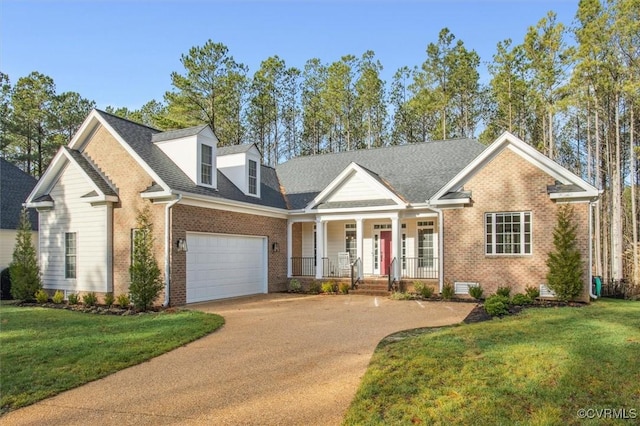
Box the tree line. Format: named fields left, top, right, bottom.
left=1, top=0, right=638, bottom=288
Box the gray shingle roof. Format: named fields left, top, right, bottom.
left=96, top=110, right=288, bottom=209
left=151, top=125, right=209, bottom=143
left=218, top=144, right=255, bottom=156
left=64, top=148, right=118, bottom=197
left=0, top=158, right=38, bottom=230
left=275, top=139, right=487, bottom=209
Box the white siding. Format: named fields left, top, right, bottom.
left=326, top=221, right=348, bottom=259
left=326, top=173, right=386, bottom=202
left=39, top=164, right=108, bottom=292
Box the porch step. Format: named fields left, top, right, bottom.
left=350, top=280, right=392, bottom=296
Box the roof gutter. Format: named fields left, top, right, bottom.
left=163, top=194, right=182, bottom=307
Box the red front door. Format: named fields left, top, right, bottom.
left=380, top=231, right=392, bottom=276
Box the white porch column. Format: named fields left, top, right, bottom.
left=315, top=218, right=324, bottom=279
left=391, top=216, right=401, bottom=280
left=287, top=220, right=293, bottom=278
left=356, top=218, right=363, bottom=278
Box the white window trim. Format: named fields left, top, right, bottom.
left=199, top=143, right=214, bottom=187
left=65, top=232, right=77, bottom=279
left=485, top=211, right=532, bottom=256
left=344, top=223, right=356, bottom=260
left=248, top=159, right=258, bottom=196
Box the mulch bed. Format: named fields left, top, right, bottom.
left=463, top=299, right=587, bottom=324
left=8, top=300, right=170, bottom=315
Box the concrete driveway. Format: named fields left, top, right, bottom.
left=3, top=294, right=474, bottom=426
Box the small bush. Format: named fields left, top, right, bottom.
left=35, top=289, right=49, bottom=304
left=67, top=293, right=79, bottom=305
left=511, top=293, right=532, bottom=305
left=525, top=285, right=540, bottom=300
left=321, top=281, right=336, bottom=294
left=414, top=281, right=434, bottom=298
left=496, top=285, right=512, bottom=298
left=116, top=293, right=130, bottom=308
left=468, top=284, right=484, bottom=300
left=484, top=295, right=510, bottom=316
left=390, top=291, right=413, bottom=300
left=308, top=281, right=321, bottom=294
left=1, top=267, right=12, bottom=300
left=104, top=293, right=115, bottom=307
left=52, top=290, right=65, bottom=304
left=288, top=279, right=302, bottom=293
left=82, top=292, right=98, bottom=306
left=442, top=282, right=455, bottom=299
left=339, top=282, right=350, bottom=294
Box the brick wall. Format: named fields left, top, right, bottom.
left=443, top=147, right=591, bottom=301
left=83, top=126, right=166, bottom=301
left=171, top=204, right=288, bottom=306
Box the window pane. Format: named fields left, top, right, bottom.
left=201, top=145, right=213, bottom=185
left=248, top=160, right=257, bottom=194
left=65, top=232, right=76, bottom=279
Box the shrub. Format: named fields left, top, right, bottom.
left=468, top=284, right=484, bottom=300
left=339, top=282, right=350, bottom=294
left=9, top=208, right=42, bottom=301
left=496, top=285, right=512, bottom=298
left=1, top=267, right=12, bottom=300
left=104, top=293, right=115, bottom=307
left=511, top=293, right=532, bottom=305
left=52, top=290, right=65, bottom=304
left=129, top=207, right=163, bottom=311
left=525, top=285, right=540, bottom=300
left=546, top=205, right=584, bottom=301
left=35, top=289, right=49, bottom=304
left=390, top=291, right=413, bottom=300
left=116, top=293, right=130, bottom=308
left=484, top=295, right=510, bottom=316
left=67, top=293, right=79, bottom=305
left=288, top=279, right=302, bottom=293
left=308, top=281, right=321, bottom=294
left=414, top=281, right=434, bottom=298
left=321, top=281, right=336, bottom=294
left=441, top=282, right=455, bottom=299
left=82, top=292, right=98, bottom=307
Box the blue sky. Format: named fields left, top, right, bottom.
left=1, top=0, right=579, bottom=111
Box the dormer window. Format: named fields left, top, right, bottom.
left=201, top=144, right=213, bottom=185
left=248, top=159, right=257, bottom=195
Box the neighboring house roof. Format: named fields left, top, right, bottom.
left=96, top=111, right=288, bottom=209
left=276, top=139, right=487, bottom=210
left=0, top=158, right=38, bottom=230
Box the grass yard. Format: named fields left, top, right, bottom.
left=0, top=304, right=224, bottom=414
left=344, top=299, right=640, bottom=425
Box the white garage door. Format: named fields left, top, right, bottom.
left=186, top=233, right=267, bottom=303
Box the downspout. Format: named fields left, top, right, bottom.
left=163, top=194, right=182, bottom=307
left=589, top=200, right=597, bottom=300
left=438, top=207, right=444, bottom=293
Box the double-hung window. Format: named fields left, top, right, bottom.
left=485, top=212, right=532, bottom=255
left=201, top=144, right=213, bottom=185
left=248, top=159, right=257, bottom=195
left=345, top=223, right=356, bottom=260
left=65, top=232, right=76, bottom=279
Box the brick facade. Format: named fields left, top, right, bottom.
left=170, top=204, right=288, bottom=306
left=442, top=147, right=591, bottom=301
left=83, top=126, right=166, bottom=302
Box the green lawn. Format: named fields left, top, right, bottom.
left=0, top=304, right=224, bottom=414
left=344, top=299, right=640, bottom=426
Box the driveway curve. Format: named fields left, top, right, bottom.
left=3, top=294, right=474, bottom=426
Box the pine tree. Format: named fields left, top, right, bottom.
left=546, top=205, right=584, bottom=301
left=129, top=206, right=163, bottom=311
left=10, top=208, right=41, bottom=300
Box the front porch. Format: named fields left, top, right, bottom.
left=287, top=215, right=442, bottom=287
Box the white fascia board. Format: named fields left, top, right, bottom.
left=26, top=201, right=54, bottom=210
left=304, top=162, right=406, bottom=212
left=317, top=211, right=399, bottom=222
left=140, top=191, right=174, bottom=200
left=178, top=192, right=289, bottom=219
left=70, top=110, right=171, bottom=194
left=308, top=205, right=403, bottom=215
left=429, top=198, right=471, bottom=208
left=83, top=195, right=119, bottom=204
left=430, top=131, right=599, bottom=203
